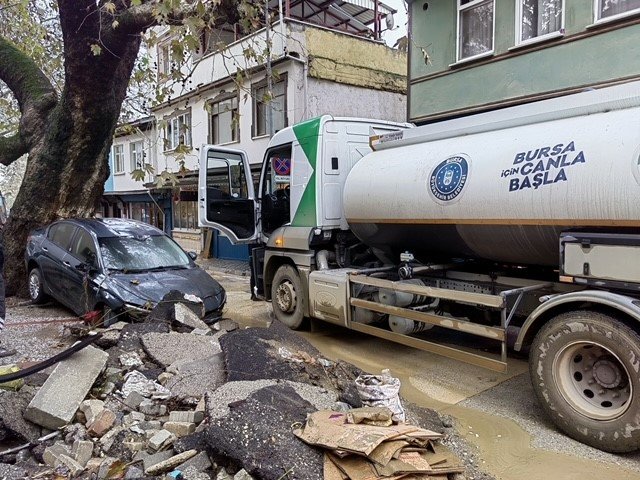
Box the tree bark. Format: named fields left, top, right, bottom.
left=2, top=1, right=142, bottom=294
left=1, top=0, right=241, bottom=295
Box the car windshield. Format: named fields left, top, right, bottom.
left=99, top=235, right=190, bottom=272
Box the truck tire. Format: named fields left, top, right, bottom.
left=271, top=264, right=306, bottom=330
left=530, top=310, right=640, bottom=452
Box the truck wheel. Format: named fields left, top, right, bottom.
left=271, top=264, right=306, bottom=330
left=28, top=268, right=47, bottom=304
left=530, top=310, right=640, bottom=452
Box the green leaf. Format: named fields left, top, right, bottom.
left=103, top=2, right=116, bottom=14
left=90, top=44, right=102, bottom=56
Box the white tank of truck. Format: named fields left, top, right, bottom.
left=344, top=82, right=640, bottom=266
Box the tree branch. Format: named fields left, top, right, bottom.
left=116, top=0, right=241, bottom=35
left=0, top=35, right=57, bottom=112
left=0, top=132, right=27, bottom=166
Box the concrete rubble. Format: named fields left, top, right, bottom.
left=0, top=300, right=483, bottom=480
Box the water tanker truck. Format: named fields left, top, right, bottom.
left=199, top=81, right=640, bottom=452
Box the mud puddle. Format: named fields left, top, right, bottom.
left=301, top=326, right=640, bottom=480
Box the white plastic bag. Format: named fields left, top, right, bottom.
left=355, top=369, right=405, bottom=422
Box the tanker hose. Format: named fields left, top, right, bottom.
left=316, top=250, right=335, bottom=270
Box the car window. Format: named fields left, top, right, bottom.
left=50, top=223, right=77, bottom=250
left=99, top=235, right=190, bottom=272
left=71, top=229, right=97, bottom=264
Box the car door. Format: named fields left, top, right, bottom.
left=198, top=146, right=259, bottom=244
left=65, top=227, right=99, bottom=314
left=39, top=222, right=77, bottom=302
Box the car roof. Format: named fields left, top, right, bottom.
left=58, top=218, right=164, bottom=238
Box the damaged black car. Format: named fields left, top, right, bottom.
left=25, top=218, right=226, bottom=325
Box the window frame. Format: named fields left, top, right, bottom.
left=252, top=75, right=288, bottom=138
left=69, top=227, right=99, bottom=266
left=515, top=0, right=565, bottom=46
left=163, top=111, right=192, bottom=152
left=456, top=0, right=496, bottom=63
left=208, top=93, right=240, bottom=145
left=130, top=140, right=144, bottom=171
left=48, top=222, right=78, bottom=251
left=113, top=144, right=125, bottom=174
left=593, top=0, right=640, bottom=24
left=158, top=43, right=171, bottom=78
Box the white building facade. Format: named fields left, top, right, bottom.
left=105, top=2, right=407, bottom=259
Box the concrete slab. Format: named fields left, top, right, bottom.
left=141, top=332, right=221, bottom=368
left=24, top=346, right=108, bottom=430
left=175, top=303, right=210, bottom=330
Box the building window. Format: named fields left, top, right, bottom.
left=253, top=79, right=286, bottom=137
left=164, top=113, right=191, bottom=151
left=209, top=96, right=239, bottom=145
left=158, top=44, right=171, bottom=76
left=457, top=0, right=494, bottom=61
left=130, top=141, right=144, bottom=171
left=597, top=0, right=640, bottom=20
left=113, top=144, right=124, bottom=174
left=518, top=0, right=562, bottom=43
left=130, top=202, right=164, bottom=230
left=173, top=191, right=198, bottom=230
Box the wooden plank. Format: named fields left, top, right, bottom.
left=201, top=229, right=213, bottom=259
left=349, top=322, right=508, bottom=373
left=349, top=274, right=505, bottom=308
left=350, top=298, right=506, bottom=341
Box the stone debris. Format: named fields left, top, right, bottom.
left=140, top=398, right=168, bottom=416
left=0, top=304, right=470, bottom=480
left=175, top=303, right=211, bottom=331
left=149, top=429, right=177, bottom=451
left=141, top=332, right=222, bottom=367
left=87, top=408, right=116, bottom=437
left=82, top=401, right=105, bottom=421
left=122, top=370, right=172, bottom=400
left=72, top=439, right=94, bottom=467
left=124, top=390, right=145, bottom=409
left=119, top=351, right=144, bottom=368
left=163, top=421, right=196, bottom=437
left=145, top=448, right=198, bottom=475
left=170, top=410, right=204, bottom=424
left=24, top=346, right=108, bottom=429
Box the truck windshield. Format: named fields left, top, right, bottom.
left=99, top=235, right=190, bottom=271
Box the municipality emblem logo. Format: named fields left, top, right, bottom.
left=429, top=155, right=469, bottom=202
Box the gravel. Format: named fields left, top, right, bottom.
left=2, top=299, right=80, bottom=363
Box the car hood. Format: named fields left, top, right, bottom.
left=105, top=267, right=225, bottom=305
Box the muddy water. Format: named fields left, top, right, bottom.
left=301, top=328, right=640, bottom=480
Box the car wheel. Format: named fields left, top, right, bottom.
left=530, top=310, right=640, bottom=453
left=271, top=264, right=307, bottom=330
left=28, top=268, right=47, bottom=304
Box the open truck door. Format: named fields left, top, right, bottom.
left=198, top=146, right=259, bottom=244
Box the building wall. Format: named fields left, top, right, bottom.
left=306, top=78, right=407, bottom=122
left=111, top=127, right=158, bottom=191
left=408, top=0, right=640, bottom=122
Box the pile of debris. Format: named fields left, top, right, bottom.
left=295, top=407, right=464, bottom=479
left=0, top=292, right=487, bottom=480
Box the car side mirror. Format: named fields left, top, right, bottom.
left=188, top=251, right=198, bottom=261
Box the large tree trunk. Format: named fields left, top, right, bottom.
left=0, top=0, right=242, bottom=295
left=2, top=1, right=142, bottom=295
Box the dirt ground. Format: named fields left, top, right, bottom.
left=3, top=267, right=640, bottom=479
